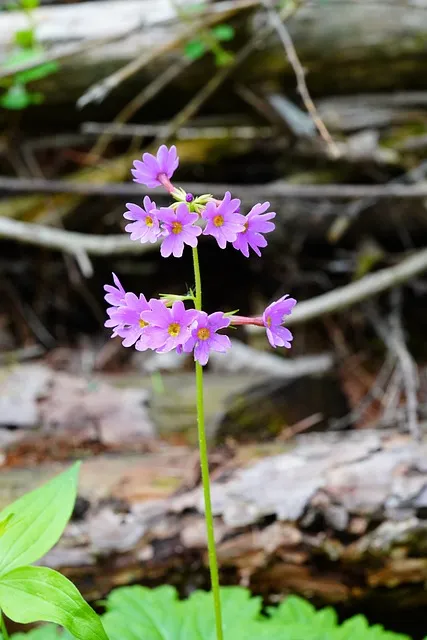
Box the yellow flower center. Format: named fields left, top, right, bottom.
left=172, top=221, right=183, bottom=234
left=266, top=316, right=272, bottom=328
left=243, top=221, right=249, bottom=232
left=139, top=319, right=148, bottom=328
left=197, top=327, right=210, bottom=341
left=145, top=216, right=154, bottom=228
left=168, top=322, right=181, bottom=337
left=213, top=215, right=224, bottom=227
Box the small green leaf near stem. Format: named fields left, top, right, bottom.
left=191, top=246, right=224, bottom=640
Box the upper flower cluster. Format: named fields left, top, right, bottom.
left=126, top=145, right=276, bottom=259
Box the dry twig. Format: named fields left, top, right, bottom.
left=90, top=58, right=193, bottom=160
left=0, top=217, right=160, bottom=256
left=5, top=176, right=427, bottom=200
left=367, top=292, right=420, bottom=439
left=77, top=0, right=259, bottom=108
left=260, top=0, right=339, bottom=157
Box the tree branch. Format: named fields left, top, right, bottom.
left=285, top=248, right=427, bottom=326
left=0, top=217, right=159, bottom=256
left=261, top=0, right=339, bottom=157
left=4, top=176, right=427, bottom=200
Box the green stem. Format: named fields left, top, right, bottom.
left=192, top=246, right=224, bottom=640
left=0, top=610, right=9, bottom=640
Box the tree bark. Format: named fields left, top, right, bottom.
left=5, top=429, right=427, bottom=610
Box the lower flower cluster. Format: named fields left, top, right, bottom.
left=105, top=274, right=296, bottom=366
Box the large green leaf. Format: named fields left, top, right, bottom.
left=102, top=585, right=181, bottom=640
left=183, top=587, right=262, bottom=640
left=268, top=595, right=317, bottom=624
left=0, top=566, right=108, bottom=640
left=0, top=463, right=79, bottom=574
left=3, top=584, right=414, bottom=640
left=12, top=624, right=70, bottom=640
left=102, top=585, right=262, bottom=640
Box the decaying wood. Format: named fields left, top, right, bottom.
left=1, top=0, right=427, bottom=104
left=0, top=353, right=334, bottom=455
left=4, top=429, right=427, bottom=610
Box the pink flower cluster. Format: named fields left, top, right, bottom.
left=104, top=145, right=297, bottom=366
left=105, top=274, right=295, bottom=365
left=105, top=274, right=231, bottom=365
left=126, top=145, right=276, bottom=258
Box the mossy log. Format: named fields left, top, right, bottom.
left=1, top=0, right=427, bottom=110
left=4, top=429, right=427, bottom=612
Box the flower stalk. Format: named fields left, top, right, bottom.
left=193, top=248, right=224, bottom=640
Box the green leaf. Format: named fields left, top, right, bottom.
left=12, top=624, right=71, bottom=640
left=184, top=587, right=262, bottom=639
left=0, top=514, right=14, bottom=537
left=0, top=84, right=32, bottom=110
left=0, top=463, right=80, bottom=575
left=0, top=566, right=108, bottom=640
left=3, top=48, right=42, bottom=68
left=211, top=24, right=235, bottom=42
left=214, top=50, right=234, bottom=67
left=270, top=595, right=316, bottom=624
left=102, top=585, right=180, bottom=640
left=184, top=39, right=206, bottom=60
left=15, top=29, right=35, bottom=49
left=16, top=60, right=59, bottom=84
left=102, top=585, right=262, bottom=640
left=20, top=0, right=39, bottom=9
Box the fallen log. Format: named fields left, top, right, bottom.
left=4, top=429, right=427, bottom=612
left=1, top=0, right=427, bottom=107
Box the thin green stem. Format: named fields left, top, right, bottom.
left=192, top=245, right=202, bottom=310
left=192, top=246, right=224, bottom=640
left=0, top=610, right=9, bottom=640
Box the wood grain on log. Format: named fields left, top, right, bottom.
left=4, top=430, right=427, bottom=609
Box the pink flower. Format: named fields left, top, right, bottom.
left=158, top=203, right=202, bottom=258
left=183, top=311, right=231, bottom=366
left=141, top=299, right=199, bottom=352
left=104, top=273, right=126, bottom=307
left=233, top=202, right=276, bottom=257
left=105, top=292, right=152, bottom=350
left=131, top=145, right=179, bottom=189
left=124, top=196, right=161, bottom=244
left=202, top=192, right=245, bottom=249
left=262, top=295, right=296, bottom=348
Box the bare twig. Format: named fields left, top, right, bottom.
left=90, top=57, right=193, bottom=160
left=261, top=0, right=339, bottom=157
left=367, top=293, right=420, bottom=439
left=83, top=121, right=274, bottom=141
left=284, top=250, right=427, bottom=327
left=0, top=217, right=160, bottom=256
left=77, top=0, right=259, bottom=108
left=329, top=160, right=427, bottom=242
left=332, top=356, right=396, bottom=430
left=5, top=176, right=427, bottom=200
left=0, top=345, right=45, bottom=364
